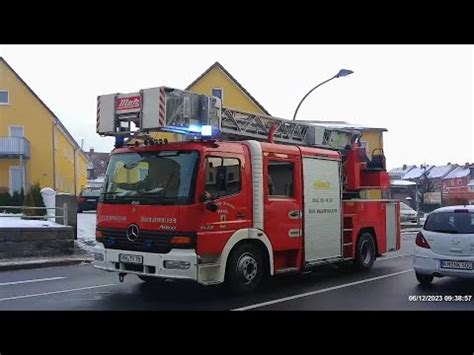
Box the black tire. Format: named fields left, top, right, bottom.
left=355, top=232, right=376, bottom=270
left=226, top=243, right=265, bottom=295
left=137, top=275, right=165, bottom=284
left=415, top=272, right=433, bottom=286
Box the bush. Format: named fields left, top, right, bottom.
left=10, top=189, right=24, bottom=214
left=22, top=184, right=46, bottom=219
left=0, top=191, right=12, bottom=213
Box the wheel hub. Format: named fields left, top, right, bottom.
left=237, top=253, right=258, bottom=284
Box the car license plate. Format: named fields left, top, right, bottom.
left=440, top=260, right=473, bottom=270
left=87, top=199, right=96, bottom=202
left=119, top=254, right=143, bottom=265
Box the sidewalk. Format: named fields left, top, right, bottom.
left=0, top=241, right=93, bottom=271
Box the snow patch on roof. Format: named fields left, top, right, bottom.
left=391, top=179, right=417, bottom=186
left=389, top=165, right=416, bottom=175
left=428, top=165, right=457, bottom=179
left=402, top=166, right=434, bottom=180
left=443, top=166, right=471, bottom=179
left=300, top=120, right=387, bottom=131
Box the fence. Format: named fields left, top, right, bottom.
left=0, top=203, right=68, bottom=226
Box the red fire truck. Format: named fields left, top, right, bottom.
left=93, top=87, right=400, bottom=294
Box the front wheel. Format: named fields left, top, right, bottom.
left=355, top=232, right=376, bottom=270
left=226, top=243, right=265, bottom=295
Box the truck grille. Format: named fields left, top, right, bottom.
left=99, top=228, right=195, bottom=254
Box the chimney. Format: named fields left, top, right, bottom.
left=402, top=164, right=407, bottom=170
left=465, top=162, right=470, bottom=169
left=447, top=162, right=451, bottom=165
left=89, top=148, right=95, bottom=153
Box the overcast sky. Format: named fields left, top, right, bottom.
left=0, top=45, right=472, bottom=169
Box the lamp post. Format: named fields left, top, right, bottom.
left=292, top=69, right=354, bottom=121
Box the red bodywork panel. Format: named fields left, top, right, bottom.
left=97, top=141, right=253, bottom=261
left=97, top=140, right=400, bottom=274
left=343, top=200, right=400, bottom=258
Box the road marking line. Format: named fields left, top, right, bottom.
left=378, top=253, right=413, bottom=261
left=232, top=269, right=413, bottom=311
left=0, top=277, right=66, bottom=286
left=0, top=284, right=116, bottom=302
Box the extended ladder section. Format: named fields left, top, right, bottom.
left=96, top=86, right=358, bottom=151
left=96, top=86, right=389, bottom=191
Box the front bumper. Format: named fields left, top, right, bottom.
left=413, top=247, right=474, bottom=279
left=92, top=243, right=222, bottom=285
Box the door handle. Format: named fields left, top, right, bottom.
left=288, top=210, right=301, bottom=219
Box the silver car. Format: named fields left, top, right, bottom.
left=400, top=201, right=417, bottom=224
left=413, top=205, right=474, bottom=285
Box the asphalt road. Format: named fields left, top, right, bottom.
left=1, top=231, right=473, bottom=310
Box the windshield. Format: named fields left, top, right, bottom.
left=82, top=190, right=101, bottom=197
left=400, top=202, right=413, bottom=211
left=102, top=150, right=199, bottom=205
left=424, top=211, right=474, bottom=234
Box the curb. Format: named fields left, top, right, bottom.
left=0, top=257, right=93, bottom=271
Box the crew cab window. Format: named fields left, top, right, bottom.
left=205, top=157, right=241, bottom=198
left=268, top=161, right=294, bottom=198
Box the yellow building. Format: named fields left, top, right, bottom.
left=186, top=61, right=270, bottom=115
left=150, top=61, right=270, bottom=143
left=0, top=57, right=88, bottom=196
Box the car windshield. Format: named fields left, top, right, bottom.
left=424, top=211, right=474, bottom=234
left=102, top=150, right=199, bottom=205
left=400, top=202, right=413, bottom=211
left=82, top=190, right=101, bottom=197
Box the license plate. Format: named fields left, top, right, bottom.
left=87, top=199, right=96, bottom=202
left=119, top=254, right=143, bottom=265
left=440, top=260, right=473, bottom=270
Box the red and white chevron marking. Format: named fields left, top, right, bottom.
left=96, top=97, right=100, bottom=133
left=159, top=88, right=166, bottom=127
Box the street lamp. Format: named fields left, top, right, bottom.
left=292, top=69, right=354, bottom=121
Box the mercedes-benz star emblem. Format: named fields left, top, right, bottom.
left=126, top=224, right=140, bottom=242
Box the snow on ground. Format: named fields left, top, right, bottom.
left=0, top=214, right=65, bottom=228
left=77, top=212, right=97, bottom=251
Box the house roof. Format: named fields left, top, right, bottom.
left=389, top=165, right=416, bottom=175
left=185, top=61, right=271, bottom=116
left=300, top=120, right=387, bottom=132
left=391, top=179, right=416, bottom=186
left=402, top=165, right=435, bottom=180
left=427, top=164, right=458, bottom=179
left=443, top=165, right=472, bottom=180
left=0, top=57, right=86, bottom=158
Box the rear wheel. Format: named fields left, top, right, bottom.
left=415, top=272, right=433, bottom=286
left=355, top=232, right=376, bottom=270
left=226, top=243, right=264, bottom=295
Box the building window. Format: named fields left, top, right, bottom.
left=211, top=88, right=223, bottom=100
left=205, top=156, right=241, bottom=198
left=9, top=126, right=24, bottom=137
left=0, top=90, right=9, bottom=105
left=267, top=161, right=294, bottom=198
left=9, top=166, right=24, bottom=194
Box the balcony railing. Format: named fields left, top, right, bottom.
left=0, top=137, right=31, bottom=159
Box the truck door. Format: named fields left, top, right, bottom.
left=303, top=157, right=342, bottom=264
left=263, top=156, right=303, bottom=271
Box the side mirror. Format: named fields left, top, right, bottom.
left=206, top=201, right=218, bottom=212
left=200, top=191, right=218, bottom=213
